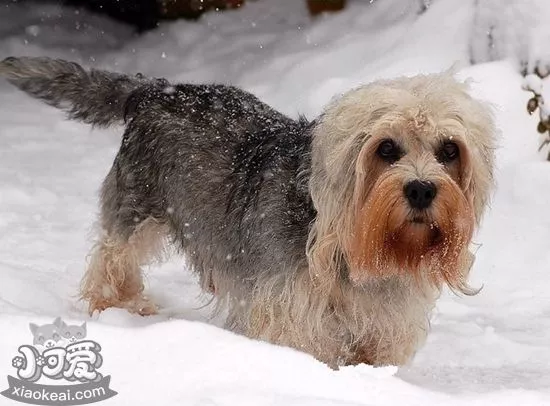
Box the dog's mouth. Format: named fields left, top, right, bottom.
left=403, top=214, right=443, bottom=247
left=408, top=211, right=432, bottom=225
left=410, top=216, right=426, bottom=224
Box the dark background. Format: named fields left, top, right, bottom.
left=1, top=0, right=348, bottom=32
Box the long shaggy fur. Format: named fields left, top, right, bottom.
left=0, top=56, right=148, bottom=126
left=0, top=57, right=496, bottom=368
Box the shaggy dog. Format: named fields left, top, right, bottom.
left=0, top=57, right=495, bottom=368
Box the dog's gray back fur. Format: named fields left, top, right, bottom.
left=0, top=56, right=316, bottom=294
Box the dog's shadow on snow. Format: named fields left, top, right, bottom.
left=398, top=365, right=550, bottom=393
left=82, top=258, right=224, bottom=329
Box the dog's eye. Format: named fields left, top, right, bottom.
left=376, top=140, right=401, bottom=163
left=438, top=141, right=459, bottom=163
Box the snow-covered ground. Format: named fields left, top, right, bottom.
left=1, top=0, right=549, bottom=404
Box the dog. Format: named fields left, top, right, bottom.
left=0, top=57, right=496, bottom=368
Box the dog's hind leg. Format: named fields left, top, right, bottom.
left=80, top=217, right=167, bottom=316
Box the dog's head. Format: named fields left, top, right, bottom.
left=308, top=73, right=495, bottom=291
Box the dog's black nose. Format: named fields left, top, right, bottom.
left=404, top=180, right=437, bottom=210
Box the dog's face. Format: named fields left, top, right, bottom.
left=309, top=74, right=495, bottom=291
left=349, top=107, right=477, bottom=288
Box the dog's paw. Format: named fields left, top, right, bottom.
left=86, top=294, right=158, bottom=316
left=123, top=295, right=159, bottom=316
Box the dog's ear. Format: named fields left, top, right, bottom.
left=450, top=86, right=497, bottom=224
left=465, top=119, right=496, bottom=223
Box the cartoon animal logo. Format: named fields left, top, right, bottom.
left=61, top=321, right=87, bottom=344
left=2, top=316, right=118, bottom=405
left=29, top=317, right=87, bottom=353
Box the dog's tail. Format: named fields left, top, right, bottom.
left=0, top=56, right=149, bottom=127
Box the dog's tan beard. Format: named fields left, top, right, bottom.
left=348, top=171, right=475, bottom=292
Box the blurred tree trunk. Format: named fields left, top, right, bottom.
left=307, top=0, right=347, bottom=16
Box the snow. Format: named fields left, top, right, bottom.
left=1, top=0, right=550, bottom=405
left=523, top=74, right=543, bottom=94
left=470, top=0, right=550, bottom=73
